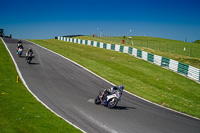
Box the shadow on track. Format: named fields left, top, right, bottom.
left=28, top=62, right=40, bottom=65
left=18, top=56, right=26, bottom=58
left=113, top=106, right=136, bottom=110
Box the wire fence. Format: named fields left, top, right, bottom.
left=93, top=36, right=200, bottom=58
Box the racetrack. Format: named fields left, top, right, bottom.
left=3, top=38, right=200, bottom=133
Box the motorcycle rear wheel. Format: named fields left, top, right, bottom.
left=94, top=96, right=101, bottom=105
left=18, top=52, right=22, bottom=57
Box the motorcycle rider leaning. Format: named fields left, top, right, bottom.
left=101, top=84, right=124, bottom=102
left=26, top=48, right=33, bottom=59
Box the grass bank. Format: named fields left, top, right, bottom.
left=0, top=39, right=82, bottom=133
left=30, top=39, right=200, bottom=119
left=74, top=36, right=200, bottom=69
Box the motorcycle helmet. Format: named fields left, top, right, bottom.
left=119, top=84, right=124, bottom=90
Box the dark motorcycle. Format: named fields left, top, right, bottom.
left=26, top=52, right=35, bottom=64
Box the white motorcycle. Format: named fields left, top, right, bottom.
left=94, top=90, right=122, bottom=109
left=17, top=48, right=23, bottom=57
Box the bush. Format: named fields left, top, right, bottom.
left=193, top=40, right=200, bottom=44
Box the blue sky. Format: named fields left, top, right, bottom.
left=1, top=0, right=200, bottom=42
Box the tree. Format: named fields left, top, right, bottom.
left=193, top=40, right=200, bottom=44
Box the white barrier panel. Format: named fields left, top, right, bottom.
left=82, top=40, right=85, bottom=44
left=93, top=41, right=97, bottom=47
left=100, top=42, right=104, bottom=48
left=107, top=44, right=111, bottom=50
left=132, top=48, right=137, bottom=57
left=61, top=36, right=63, bottom=40
left=74, top=39, right=77, bottom=43
left=169, top=59, right=179, bottom=72
left=188, top=66, right=199, bottom=81
left=154, top=55, right=162, bottom=66
left=124, top=46, right=129, bottom=53
left=142, top=51, right=148, bottom=61
left=115, top=45, right=120, bottom=52
left=88, top=40, right=91, bottom=45
left=58, top=36, right=60, bottom=40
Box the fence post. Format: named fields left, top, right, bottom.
left=147, top=40, right=148, bottom=48
left=17, top=76, right=19, bottom=83
left=175, top=45, right=177, bottom=54
left=166, top=44, right=168, bottom=52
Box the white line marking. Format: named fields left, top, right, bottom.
left=87, top=99, right=94, bottom=103
left=1, top=38, right=86, bottom=133
left=8, top=37, right=199, bottom=131
left=53, top=39, right=200, bottom=121
left=26, top=39, right=200, bottom=121
left=78, top=109, right=120, bottom=133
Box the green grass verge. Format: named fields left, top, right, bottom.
left=74, top=36, right=200, bottom=69
left=0, top=39, right=82, bottom=133
left=29, top=39, right=200, bottom=119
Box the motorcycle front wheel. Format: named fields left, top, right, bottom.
left=107, top=98, right=118, bottom=109
left=27, top=58, right=32, bottom=64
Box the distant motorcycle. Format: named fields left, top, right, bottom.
left=26, top=52, right=35, bottom=64
left=17, top=48, right=23, bottom=57
left=17, top=41, right=22, bottom=47
left=94, top=90, right=122, bottom=109
left=9, top=34, right=12, bottom=38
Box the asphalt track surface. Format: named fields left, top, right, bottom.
left=3, top=38, right=200, bottom=133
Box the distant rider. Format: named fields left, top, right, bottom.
left=101, top=84, right=124, bottom=102
left=17, top=43, right=24, bottom=53
left=17, top=40, right=22, bottom=46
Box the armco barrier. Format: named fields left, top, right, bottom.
left=57, top=36, right=200, bottom=83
